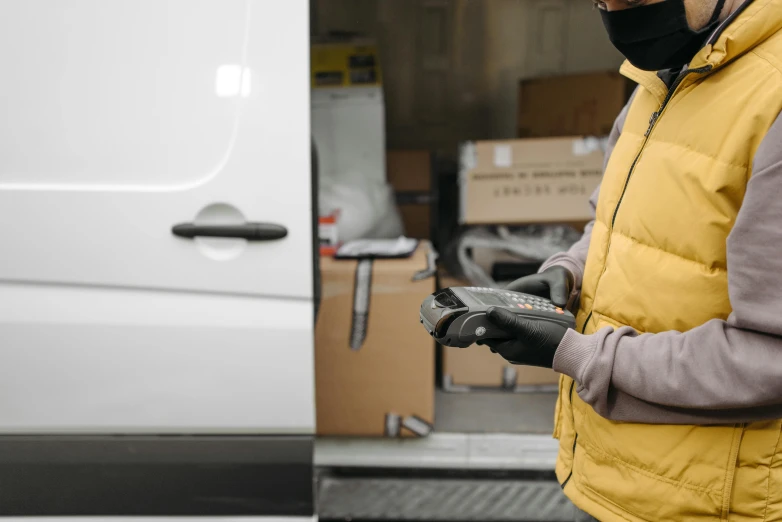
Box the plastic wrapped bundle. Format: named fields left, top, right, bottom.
left=448, top=225, right=583, bottom=288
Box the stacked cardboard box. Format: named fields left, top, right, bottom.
left=386, top=150, right=433, bottom=240
left=517, top=71, right=636, bottom=139
left=315, top=244, right=436, bottom=437
left=458, top=71, right=635, bottom=227
left=459, top=136, right=606, bottom=226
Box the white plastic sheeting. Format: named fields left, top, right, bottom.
left=455, top=225, right=582, bottom=288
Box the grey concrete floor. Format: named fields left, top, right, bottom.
left=434, top=390, right=558, bottom=434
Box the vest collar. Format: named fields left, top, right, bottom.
left=619, top=0, right=782, bottom=102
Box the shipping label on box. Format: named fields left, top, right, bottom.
left=459, top=137, right=606, bottom=225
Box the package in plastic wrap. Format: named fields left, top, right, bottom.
left=445, top=225, right=583, bottom=288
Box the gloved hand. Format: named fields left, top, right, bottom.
left=506, top=266, right=574, bottom=308
left=477, top=307, right=570, bottom=368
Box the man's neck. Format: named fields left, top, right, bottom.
left=722, top=0, right=748, bottom=20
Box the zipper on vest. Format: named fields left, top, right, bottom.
left=615, top=65, right=712, bottom=226
left=564, top=64, right=714, bottom=489
left=644, top=111, right=660, bottom=137
left=580, top=63, right=714, bottom=329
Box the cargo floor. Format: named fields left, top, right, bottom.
left=314, top=389, right=561, bottom=470
left=434, top=390, right=557, bottom=434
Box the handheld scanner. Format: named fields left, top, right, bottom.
left=419, top=286, right=576, bottom=348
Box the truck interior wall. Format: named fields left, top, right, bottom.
left=315, top=0, right=624, bottom=153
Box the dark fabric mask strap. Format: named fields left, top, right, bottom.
left=707, top=0, right=728, bottom=26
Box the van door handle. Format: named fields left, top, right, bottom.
left=172, top=222, right=288, bottom=241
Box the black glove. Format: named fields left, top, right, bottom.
left=506, top=266, right=574, bottom=308
left=478, top=307, right=569, bottom=368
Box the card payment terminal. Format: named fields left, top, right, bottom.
left=420, top=286, right=576, bottom=348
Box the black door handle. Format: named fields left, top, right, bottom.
left=172, top=222, right=288, bottom=241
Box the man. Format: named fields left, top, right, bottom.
left=481, top=0, right=782, bottom=519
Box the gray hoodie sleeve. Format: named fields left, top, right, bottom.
left=552, top=109, right=782, bottom=425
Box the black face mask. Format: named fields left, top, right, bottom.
left=600, top=0, right=726, bottom=71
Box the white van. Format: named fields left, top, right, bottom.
left=0, top=1, right=316, bottom=519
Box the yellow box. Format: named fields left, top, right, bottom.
left=311, top=41, right=383, bottom=89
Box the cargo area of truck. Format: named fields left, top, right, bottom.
left=310, top=3, right=619, bottom=519
left=310, top=0, right=608, bottom=458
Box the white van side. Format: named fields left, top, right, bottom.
left=0, top=1, right=315, bottom=518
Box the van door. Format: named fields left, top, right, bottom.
left=0, top=1, right=315, bottom=519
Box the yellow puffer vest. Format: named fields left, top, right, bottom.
left=555, top=1, right=782, bottom=520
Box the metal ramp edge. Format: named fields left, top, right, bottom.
left=317, top=476, right=573, bottom=521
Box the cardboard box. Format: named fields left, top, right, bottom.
left=459, top=137, right=605, bottom=225
left=386, top=150, right=433, bottom=239
left=315, top=244, right=436, bottom=437
left=517, top=71, right=635, bottom=138
left=438, top=274, right=559, bottom=391
left=311, top=40, right=382, bottom=89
